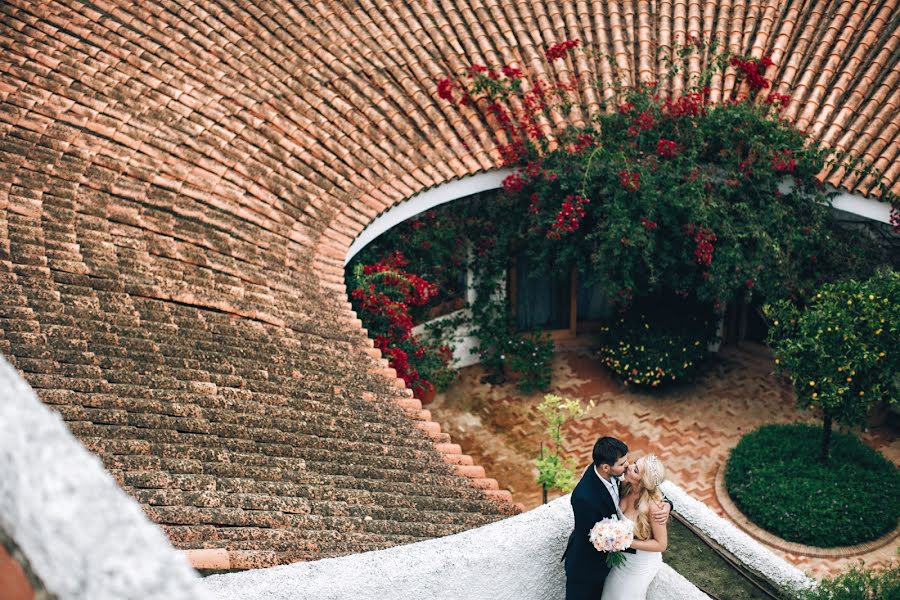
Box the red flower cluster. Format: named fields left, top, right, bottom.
left=573, top=133, right=595, bottom=153
left=528, top=192, right=541, bottom=214
left=771, top=149, right=797, bottom=173
left=466, top=64, right=488, bottom=77
left=628, top=111, right=656, bottom=136
left=691, top=226, right=717, bottom=266
left=545, top=39, right=580, bottom=61
left=547, top=194, right=589, bottom=239
left=765, top=92, right=791, bottom=110
left=498, top=141, right=527, bottom=166
left=662, top=89, right=708, bottom=117
left=618, top=170, right=641, bottom=192
left=351, top=252, right=449, bottom=398
left=525, top=160, right=543, bottom=177
left=656, top=139, right=679, bottom=158
left=641, top=216, right=658, bottom=230
left=502, top=173, right=527, bottom=192
left=618, top=102, right=634, bottom=114
left=436, top=78, right=455, bottom=102
left=501, top=65, right=523, bottom=79
left=730, top=54, right=774, bottom=92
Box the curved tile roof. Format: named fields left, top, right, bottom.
left=0, top=0, right=896, bottom=567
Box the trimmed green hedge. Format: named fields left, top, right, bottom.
left=725, top=424, right=900, bottom=547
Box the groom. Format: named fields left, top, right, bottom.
left=562, top=436, right=671, bottom=600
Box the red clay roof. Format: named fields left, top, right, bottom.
left=0, top=0, right=896, bottom=567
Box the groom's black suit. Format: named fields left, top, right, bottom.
left=562, top=465, right=621, bottom=600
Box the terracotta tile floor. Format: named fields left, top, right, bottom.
left=430, top=343, right=899, bottom=579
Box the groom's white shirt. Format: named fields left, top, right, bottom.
left=593, top=465, right=625, bottom=518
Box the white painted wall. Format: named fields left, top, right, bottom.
left=0, top=355, right=211, bottom=600
left=345, top=170, right=513, bottom=264
left=412, top=308, right=483, bottom=368
left=205, top=495, right=709, bottom=600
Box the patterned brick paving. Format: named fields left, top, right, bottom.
left=432, top=343, right=899, bottom=579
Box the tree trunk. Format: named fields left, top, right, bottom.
left=820, top=413, right=833, bottom=462
left=542, top=485, right=548, bottom=505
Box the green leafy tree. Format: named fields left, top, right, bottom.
left=535, top=394, right=593, bottom=502
left=765, top=269, right=899, bottom=461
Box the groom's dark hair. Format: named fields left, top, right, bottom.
left=592, top=436, right=628, bottom=467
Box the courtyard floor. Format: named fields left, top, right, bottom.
left=428, top=342, right=899, bottom=579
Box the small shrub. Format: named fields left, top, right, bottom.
left=598, top=296, right=717, bottom=387
left=504, top=330, right=554, bottom=393
left=535, top=394, right=593, bottom=500
left=725, top=424, right=900, bottom=547
left=798, top=563, right=900, bottom=600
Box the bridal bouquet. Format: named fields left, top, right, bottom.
left=589, top=517, right=634, bottom=568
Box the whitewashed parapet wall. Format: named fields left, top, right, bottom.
left=660, top=482, right=813, bottom=594
left=204, top=495, right=708, bottom=600
left=0, top=355, right=211, bottom=600
left=205, top=483, right=815, bottom=600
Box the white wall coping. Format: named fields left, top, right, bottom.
left=0, top=355, right=211, bottom=600
left=205, top=494, right=709, bottom=600
left=660, top=481, right=814, bottom=594
left=345, top=170, right=513, bottom=264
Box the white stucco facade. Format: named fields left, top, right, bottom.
left=0, top=355, right=211, bottom=600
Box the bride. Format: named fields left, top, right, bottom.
left=601, top=454, right=668, bottom=600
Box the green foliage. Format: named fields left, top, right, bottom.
left=598, top=295, right=718, bottom=387
left=503, top=330, right=555, bottom=392
left=765, top=269, right=900, bottom=454
left=348, top=208, right=470, bottom=324
left=798, top=564, right=900, bottom=600
left=495, top=54, right=840, bottom=311
left=725, top=424, right=900, bottom=547
left=535, top=394, right=593, bottom=495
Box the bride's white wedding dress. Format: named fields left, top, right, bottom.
left=600, top=515, right=662, bottom=600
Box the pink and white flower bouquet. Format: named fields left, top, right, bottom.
left=589, top=517, right=634, bottom=568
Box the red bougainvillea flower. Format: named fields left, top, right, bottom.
left=618, top=170, right=641, bottom=192
left=502, top=173, right=526, bottom=192
left=692, top=227, right=717, bottom=266
left=656, top=139, right=678, bottom=158
left=730, top=54, right=773, bottom=91
left=765, top=92, right=791, bottom=110
left=545, top=39, right=580, bottom=61
left=641, top=216, right=658, bottom=230
left=574, top=133, right=595, bottom=153
left=501, top=65, right=523, bottom=79
left=525, top=160, right=543, bottom=178
left=466, top=64, right=487, bottom=77
left=547, top=195, right=589, bottom=239
left=436, top=78, right=455, bottom=102
left=772, top=149, right=797, bottom=173
left=662, top=89, right=707, bottom=118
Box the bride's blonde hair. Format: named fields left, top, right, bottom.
left=620, top=454, right=666, bottom=541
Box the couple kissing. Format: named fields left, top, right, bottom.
left=563, top=436, right=672, bottom=600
